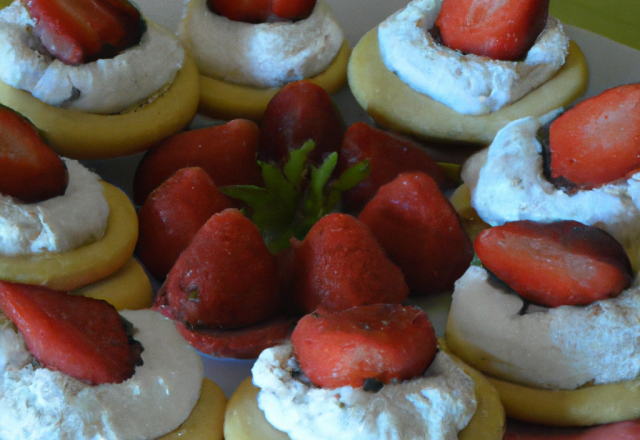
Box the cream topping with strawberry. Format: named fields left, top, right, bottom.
left=0, top=159, right=108, bottom=256
left=462, top=115, right=640, bottom=263
left=377, top=0, right=569, bottom=115
left=178, top=0, right=344, bottom=88
left=0, top=309, right=203, bottom=440
left=253, top=343, right=476, bottom=440
left=0, top=0, right=184, bottom=114
left=449, top=265, right=640, bottom=390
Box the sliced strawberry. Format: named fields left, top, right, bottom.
left=207, top=0, right=316, bottom=23
left=27, top=0, right=143, bottom=65
left=259, top=80, right=345, bottom=168
left=0, top=107, right=68, bottom=203
left=291, top=304, right=437, bottom=389
left=338, top=122, right=453, bottom=212
left=358, top=172, right=474, bottom=295
left=548, top=84, right=640, bottom=188
left=504, top=420, right=640, bottom=439
left=435, top=0, right=549, bottom=61
left=136, top=167, right=233, bottom=280
left=291, top=213, right=409, bottom=314
left=171, top=315, right=295, bottom=359
left=0, top=281, right=142, bottom=385
left=133, top=119, right=263, bottom=206
left=154, top=208, right=283, bottom=329
left=475, top=220, right=633, bottom=307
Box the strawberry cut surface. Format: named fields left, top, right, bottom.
left=474, top=220, right=633, bottom=307
left=0, top=281, right=142, bottom=385
left=207, top=0, right=316, bottom=23
left=548, top=83, right=640, bottom=188
left=27, top=0, right=144, bottom=65
left=435, top=0, right=550, bottom=61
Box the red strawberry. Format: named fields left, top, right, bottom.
left=259, top=80, right=345, bottom=168
left=0, top=281, right=142, bottom=385
left=291, top=304, right=437, bottom=389
left=358, top=172, right=474, bottom=295
left=154, top=208, right=283, bottom=329
left=504, top=420, right=640, bottom=440
left=0, top=106, right=68, bottom=203
left=207, top=0, right=316, bottom=23
left=474, top=220, right=633, bottom=307
left=338, top=122, right=453, bottom=212
left=133, top=119, right=263, bottom=206
left=136, top=167, right=233, bottom=280
left=291, top=213, right=409, bottom=314
left=435, top=0, right=549, bottom=61
left=548, top=84, right=640, bottom=188
left=26, top=0, right=143, bottom=65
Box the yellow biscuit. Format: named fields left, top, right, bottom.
left=348, top=28, right=589, bottom=145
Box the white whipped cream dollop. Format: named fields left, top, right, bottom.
left=253, top=343, right=476, bottom=440
left=0, top=159, right=109, bottom=255
left=0, top=1, right=185, bottom=114
left=378, top=0, right=569, bottom=115
left=449, top=266, right=640, bottom=390
left=178, top=0, right=344, bottom=88
left=0, top=309, right=204, bottom=440
left=463, top=115, right=640, bottom=264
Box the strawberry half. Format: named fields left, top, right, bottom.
left=435, top=0, right=549, bottom=61
left=0, top=106, right=68, bottom=203
left=207, top=0, right=316, bottom=23
left=475, top=221, right=633, bottom=308
left=26, top=0, right=144, bottom=65
left=548, top=83, right=640, bottom=188
left=0, top=281, right=143, bottom=385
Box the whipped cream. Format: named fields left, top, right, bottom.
left=463, top=115, right=640, bottom=265
left=0, top=309, right=204, bottom=440
left=178, top=0, right=344, bottom=88
left=378, top=0, right=569, bottom=115
left=253, top=343, right=476, bottom=440
left=0, top=159, right=109, bottom=255
left=449, top=266, right=640, bottom=390
left=0, top=1, right=185, bottom=114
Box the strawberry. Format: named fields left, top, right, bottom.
left=136, top=167, right=233, bottom=280
left=291, top=304, right=438, bottom=389
left=548, top=84, right=640, bottom=188
left=26, top=0, right=144, bottom=65
left=434, top=0, right=549, bottom=61
left=474, top=220, right=633, bottom=307
left=358, top=172, right=474, bottom=295
left=154, top=208, right=283, bottom=329
left=291, top=213, right=409, bottom=314
left=207, top=0, right=316, bottom=23
left=259, top=80, right=345, bottom=168
left=504, top=420, right=640, bottom=440
left=338, top=122, right=453, bottom=212
left=0, top=281, right=142, bottom=385
left=0, top=106, right=68, bottom=203
left=133, top=119, right=263, bottom=205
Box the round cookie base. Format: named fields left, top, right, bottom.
left=347, top=28, right=589, bottom=146
left=0, top=53, right=200, bottom=160
left=197, top=40, right=350, bottom=122
left=223, top=349, right=505, bottom=440
left=445, top=316, right=640, bottom=427
left=0, top=182, right=138, bottom=291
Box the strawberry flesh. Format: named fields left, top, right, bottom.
left=207, top=0, right=316, bottom=23
left=475, top=220, right=633, bottom=307
left=26, top=0, right=144, bottom=65
left=548, top=83, right=640, bottom=188
left=435, top=0, right=549, bottom=61
left=0, top=281, right=142, bottom=385
left=0, top=106, right=68, bottom=203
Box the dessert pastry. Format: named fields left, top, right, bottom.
left=177, top=0, right=350, bottom=121
left=0, top=282, right=226, bottom=439
left=445, top=220, right=640, bottom=427
left=224, top=304, right=505, bottom=440
left=348, top=0, right=588, bottom=145
left=0, top=0, right=199, bottom=159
